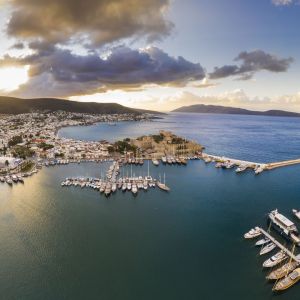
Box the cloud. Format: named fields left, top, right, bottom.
left=209, top=50, right=293, bottom=80
left=271, top=0, right=293, bottom=6
left=6, top=0, right=173, bottom=47
left=2, top=45, right=206, bottom=97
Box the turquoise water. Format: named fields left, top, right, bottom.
left=2, top=113, right=300, bottom=299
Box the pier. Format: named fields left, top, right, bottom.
left=258, top=227, right=300, bottom=263
left=265, top=158, right=300, bottom=170
left=202, top=152, right=300, bottom=174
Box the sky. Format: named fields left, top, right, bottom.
left=0, top=0, right=300, bottom=112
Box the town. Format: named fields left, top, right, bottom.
left=0, top=111, right=204, bottom=185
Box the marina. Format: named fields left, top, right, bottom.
left=60, top=160, right=170, bottom=196
left=244, top=209, right=300, bottom=293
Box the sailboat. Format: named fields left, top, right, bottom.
left=157, top=173, right=170, bottom=192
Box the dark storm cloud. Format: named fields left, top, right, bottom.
left=1, top=45, right=205, bottom=97
left=209, top=50, right=293, bottom=80
left=7, top=0, right=173, bottom=46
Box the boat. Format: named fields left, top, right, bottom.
left=112, top=183, right=117, bottom=192
left=157, top=173, right=170, bottom=192
left=122, top=183, right=127, bottom=192
left=161, top=156, right=167, bottom=164
left=180, top=158, right=187, bottom=165
left=132, top=183, right=138, bottom=195
left=267, top=255, right=300, bottom=280
left=260, top=242, right=276, bottom=255
left=100, top=183, right=105, bottom=193
left=236, top=165, right=247, bottom=173
left=255, top=238, right=270, bottom=247
left=143, top=180, right=148, bottom=190
left=292, top=209, right=300, bottom=220
left=273, top=267, right=300, bottom=291
left=104, top=183, right=112, bottom=196
left=268, top=209, right=300, bottom=246
left=244, top=227, right=261, bottom=239
left=263, top=251, right=288, bottom=268
left=152, top=158, right=159, bottom=166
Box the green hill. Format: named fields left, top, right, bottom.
left=172, top=104, right=300, bottom=118
left=0, top=96, right=160, bottom=115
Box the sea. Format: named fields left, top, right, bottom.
left=1, top=112, right=300, bottom=300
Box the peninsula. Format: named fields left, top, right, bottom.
left=172, top=104, right=300, bottom=118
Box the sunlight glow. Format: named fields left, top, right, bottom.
left=0, top=66, right=29, bottom=92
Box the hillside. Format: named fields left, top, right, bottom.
left=172, top=104, right=300, bottom=118
left=0, top=96, right=161, bottom=115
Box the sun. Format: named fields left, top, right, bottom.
left=0, top=66, right=29, bottom=92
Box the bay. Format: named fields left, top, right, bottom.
left=1, top=113, right=300, bottom=299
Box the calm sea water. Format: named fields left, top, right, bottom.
left=1, top=113, right=300, bottom=300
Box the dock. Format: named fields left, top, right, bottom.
left=266, top=158, right=300, bottom=170
left=258, top=227, right=300, bottom=263
left=202, top=152, right=300, bottom=174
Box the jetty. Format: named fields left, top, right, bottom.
left=258, top=227, right=300, bottom=263
left=202, top=153, right=300, bottom=174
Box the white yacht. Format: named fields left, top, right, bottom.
left=244, top=227, right=261, bottom=239
left=132, top=183, right=138, bottom=195
left=260, top=243, right=276, bottom=256
left=152, top=159, right=159, bottom=166
left=263, top=251, right=287, bottom=268
left=255, top=238, right=270, bottom=247
left=292, top=209, right=300, bottom=220
left=268, top=209, right=300, bottom=246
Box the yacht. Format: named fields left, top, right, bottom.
left=127, top=182, right=132, bottom=191
left=236, top=165, right=247, bottom=173
left=100, top=183, right=105, bottom=193
left=273, top=268, right=300, bottom=291
left=143, top=180, right=148, bottom=190
left=152, top=159, right=159, bottom=166
left=267, top=255, right=300, bottom=280
left=268, top=209, right=300, bottom=246
left=260, top=243, right=276, bottom=256
left=244, top=227, right=261, bottom=239
left=263, top=251, right=288, bottom=268
left=132, top=183, right=138, bottom=195
left=112, top=183, right=117, bottom=193
left=292, top=209, right=300, bottom=220
left=104, top=183, right=112, bottom=196
left=157, top=174, right=170, bottom=192
left=180, top=157, right=187, bottom=165
left=255, top=238, right=270, bottom=247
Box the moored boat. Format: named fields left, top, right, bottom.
left=255, top=238, right=270, bottom=247
left=273, top=268, right=300, bottom=291
left=244, top=227, right=261, bottom=239
left=263, top=251, right=288, bottom=268
left=260, top=242, right=276, bottom=256
left=267, top=255, right=300, bottom=280
left=268, top=209, right=300, bottom=246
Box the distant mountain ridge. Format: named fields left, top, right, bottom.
left=0, top=96, right=161, bottom=115
left=172, top=104, right=300, bottom=117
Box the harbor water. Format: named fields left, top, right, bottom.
left=2, top=113, right=300, bottom=299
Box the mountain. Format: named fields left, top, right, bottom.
left=172, top=104, right=300, bottom=117
left=0, top=96, right=161, bottom=115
